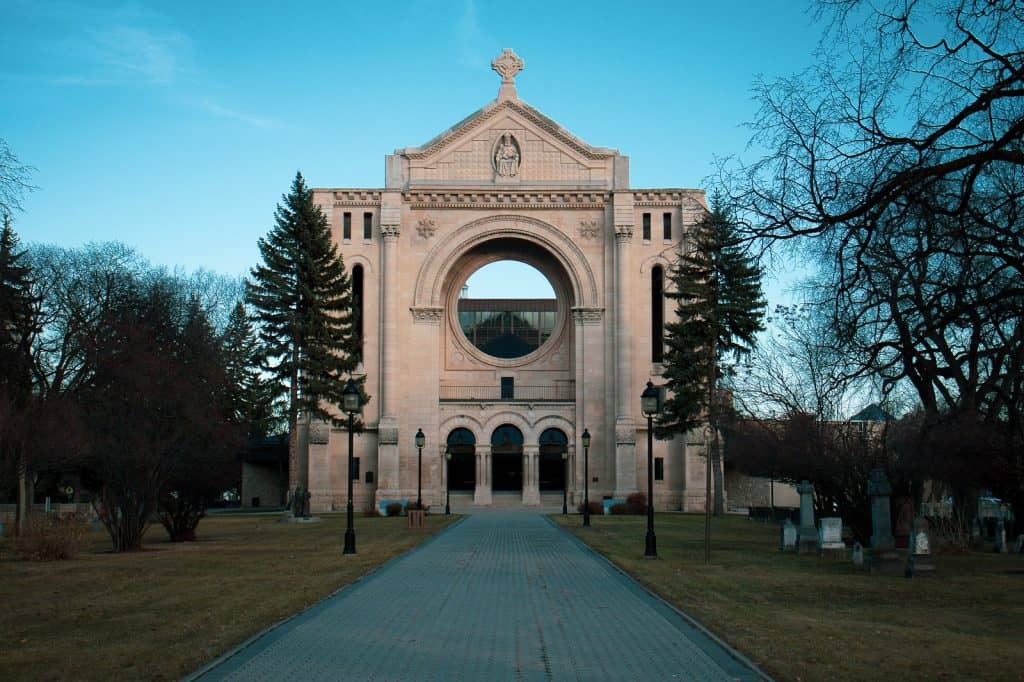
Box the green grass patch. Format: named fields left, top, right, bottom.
left=552, top=513, right=1024, bottom=681
left=0, top=512, right=458, bottom=681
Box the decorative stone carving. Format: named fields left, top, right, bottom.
left=308, top=422, right=330, bottom=445
left=378, top=424, right=399, bottom=445
left=579, top=220, right=600, bottom=239
left=572, top=307, right=604, bottom=325
left=614, top=226, right=633, bottom=242
left=381, top=224, right=401, bottom=240
left=416, top=218, right=436, bottom=239
left=493, top=133, right=521, bottom=178
left=491, top=48, right=524, bottom=84
left=410, top=306, right=443, bottom=324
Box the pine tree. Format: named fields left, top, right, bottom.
left=0, top=213, right=35, bottom=402
left=660, top=194, right=766, bottom=524
left=246, top=172, right=362, bottom=486
left=222, top=300, right=282, bottom=438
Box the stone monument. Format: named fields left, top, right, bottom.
left=780, top=519, right=797, bottom=552
left=995, top=518, right=1008, bottom=553
left=905, top=516, right=936, bottom=577
left=818, top=517, right=846, bottom=558
left=971, top=516, right=985, bottom=551
left=851, top=541, right=865, bottom=569
left=796, top=480, right=818, bottom=554
left=867, top=468, right=900, bottom=573
left=1015, top=534, right=1024, bottom=553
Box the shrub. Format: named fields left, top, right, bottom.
left=12, top=513, right=89, bottom=561
left=609, top=503, right=629, bottom=515
left=385, top=502, right=404, bottom=517
left=577, top=500, right=603, bottom=515
left=626, top=492, right=647, bottom=515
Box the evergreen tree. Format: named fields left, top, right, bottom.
left=246, top=172, right=362, bottom=485
left=0, top=213, right=35, bottom=402
left=660, top=194, right=766, bottom=520
left=222, top=300, right=283, bottom=438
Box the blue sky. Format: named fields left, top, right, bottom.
left=2, top=0, right=823, bottom=301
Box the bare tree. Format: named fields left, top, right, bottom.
left=0, top=138, right=36, bottom=218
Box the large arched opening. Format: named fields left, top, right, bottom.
left=538, top=428, right=569, bottom=492
left=491, top=424, right=524, bottom=492
left=446, top=428, right=476, bottom=492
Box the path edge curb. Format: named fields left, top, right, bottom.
left=544, top=515, right=774, bottom=682
left=181, top=514, right=469, bottom=681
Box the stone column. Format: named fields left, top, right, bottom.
left=474, top=445, right=492, bottom=505
left=867, top=468, right=895, bottom=550
left=306, top=420, right=332, bottom=512
left=796, top=480, right=817, bottom=554
left=375, top=194, right=402, bottom=501
left=612, top=192, right=637, bottom=497
left=522, top=446, right=540, bottom=505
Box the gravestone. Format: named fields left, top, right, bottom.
left=867, top=468, right=900, bottom=573
left=780, top=519, right=797, bottom=552
left=1014, top=534, right=1024, bottom=553
left=818, top=517, right=846, bottom=558
left=851, top=541, right=865, bottom=569
left=893, top=496, right=914, bottom=548
left=905, top=516, right=936, bottom=577
left=971, top=517, right=985, bottom=551
left=796, top=480, right=818, bottom=554
left=995, top=519, right=1008, bottom=554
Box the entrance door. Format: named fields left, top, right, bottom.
left=491, top=424, right=523, bottom=492
left=446, top=428, right=476, bottom=491
left=538, top=428, right=568, bottom=491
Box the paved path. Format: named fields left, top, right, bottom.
left=194, top=512, right=765, bottom=681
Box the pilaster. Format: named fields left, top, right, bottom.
left=522, top=446, right=541, bottom=505
left=474, top=445, right=492, bottom=505
left=376, top=190, right=402, bottom=500
left=613, top=191, right=637, bottom=496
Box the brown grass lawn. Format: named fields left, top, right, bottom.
left=0, top=512, right=458, bottom=681
left=553, top=513, right=1024, bottom=682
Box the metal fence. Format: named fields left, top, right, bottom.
left=439, top=383, right=575, bottom=402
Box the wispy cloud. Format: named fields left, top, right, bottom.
left=193, top=99, right=277, bottom=130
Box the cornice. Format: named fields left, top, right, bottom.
left=403, top=190, right=610, bottom=210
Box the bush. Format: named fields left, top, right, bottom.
left=609, top=503, right=629, bottom=515
left=12, top=513, right=89, bottom=561
left=626, top=492, right=647, bottom=515
left=577, top=500, right=603, bottom=515
left=385, top=502, right=403, bottom=517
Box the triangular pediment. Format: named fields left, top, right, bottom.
left=390, top=98, right=623, bottom=189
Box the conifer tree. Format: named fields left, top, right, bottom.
left=660, top=194, right=766, bottom=526
left=222, top=300, right=282, bottom=438
left=246, top=172, right=361, bottom=486
left=0, top=213, right=34, bottom=401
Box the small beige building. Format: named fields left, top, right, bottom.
left=300, top=50, right=717, bottom=512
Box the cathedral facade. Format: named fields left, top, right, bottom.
left=300, top=50, right=715, bottom=512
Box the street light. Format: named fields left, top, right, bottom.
left=641, top=380, right=660, bottom=559
left=414, top=428, right=425, bottom=510
left=561, top=450, right=568, bottom=515
left=581, top=428, right=591, bottom=527
left=342, top=378, right=362, bottom=555
left=444, top=446, right=452, bottom=516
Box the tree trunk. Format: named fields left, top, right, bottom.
left=15, top=457, right=31, bottom=536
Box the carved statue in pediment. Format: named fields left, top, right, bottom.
left=494, top=133, right=520, bottom=177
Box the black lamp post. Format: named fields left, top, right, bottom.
left=414, top=428, right=425, bottom=509
left=581, top=428, right=591, bottom=527
left=342, top=378, right=362, bottom=555
left=444, top=447, right=452, bottom=515
left=561, top=450, right=568, bottom=514
left=641, top=380, right=660, bottom=558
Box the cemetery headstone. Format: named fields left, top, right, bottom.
left=852, top=541, right=865, bottom=569
left=893, top=496, right=914, bottom=548
left=1015, top=534, right=1024, bottom=553
left=796, top=480, right=818, bottom=554
left=867, top=468, right=900, bottom=573
left=780, top=520, right=797, bottom=552
left=971, top=517, right=985, bottom=551
left=818, top=517, right=846, bottom=558
left=905, top=516, right=936, bottom=577
left=995, top=519, right=1008, bottom=554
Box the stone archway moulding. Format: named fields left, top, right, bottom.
left=440, top=414, right=485, bottom=446
left=412, top=214, right=600, bottom=310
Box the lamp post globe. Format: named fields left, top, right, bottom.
left=444, top=447, right=452, bottom=516
left=581, top=428, right=591, bottom=527
left=414, top=428, right=425, bottom=509
left=641, top=380, right=660, bottom=558
left=342, top=378, right=362, bottom=555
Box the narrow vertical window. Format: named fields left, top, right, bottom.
left=663, top=212, right=672, bottom=240
left=343, top=212, right=352, bottom=240
left=352, top=264, right=364, bottom=353
left=642, top=213, right=651, bottom=240
left=654, top=457, right=664, bottom=481
left=363, top=212, right=372, bottom=240
left=351, top=457, right=360, bottom=481
left=652, top=265, right=664, bottom=362
left=500, top=377, right=514, bottom=400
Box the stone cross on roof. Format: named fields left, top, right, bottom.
left=492, top=48, right=524, bottom=100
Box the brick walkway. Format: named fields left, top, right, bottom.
left=192, top=512, right=767, bottom=681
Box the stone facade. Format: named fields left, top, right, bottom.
left=303, top=50, right=717, bottom=512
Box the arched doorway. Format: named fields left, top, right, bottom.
left=491, top=424, right=523, bottom=492
left=446, top=428, right=476, bottom=492
left=538, top=428, right=568, bottom=492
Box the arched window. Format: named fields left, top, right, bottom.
left=652, top=265, right=664, bottom=362
left=491, top=424, right=524, bottom=447
left=352, top=264, right=364, bottom=353
left=447, top=427, right=476, bottom=447
left=539, top=428, right=568, bottom=448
